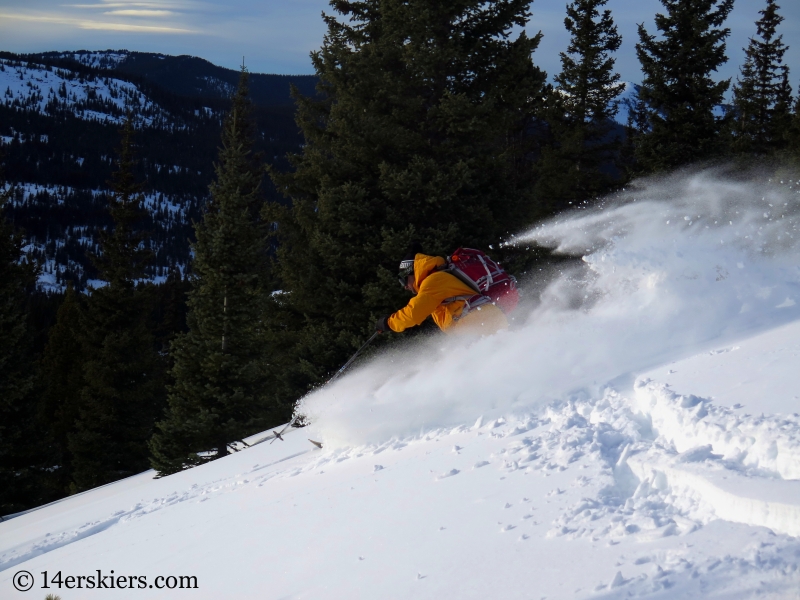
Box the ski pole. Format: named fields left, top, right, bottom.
left=328, top=331, right=379, bottom=384
left=249, top=331, right=380, bottom=446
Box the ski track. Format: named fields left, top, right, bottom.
left=0, top=448, right=310, bottom=573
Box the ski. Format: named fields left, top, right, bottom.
left=248, top=415, right=300, bottom=447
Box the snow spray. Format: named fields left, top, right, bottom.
left=299, top=166, right=800, bottom=447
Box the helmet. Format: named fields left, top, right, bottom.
left=397, top=241, right=422, bottom=286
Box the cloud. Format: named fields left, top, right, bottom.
left=0, top=12, right=197, bottom=33
left=65, top=3, right=168, bottom=7
left=81, top=21, right=193, bottom=32
left=64, top=1, right=202, bottom=7
left=103, top=10, right=177, bottom=17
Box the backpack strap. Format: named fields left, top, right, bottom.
left=441, top=293, right=492, bottom=322
left=476, top=253, right=494, bottom=286
left=436, top=261, right=482, bottom=294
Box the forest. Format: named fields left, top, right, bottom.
left=1, top=0, right=799, bottom=516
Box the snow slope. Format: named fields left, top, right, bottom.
left=0, top=58, right=172, bottom=127
left=2, top=167, right=800, bottom=599
left=55, top=52, right=130, bottom=71
left=7, top=182, right=194, bottom=292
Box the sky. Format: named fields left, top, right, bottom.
left=0, top=0, right=798, bottom=88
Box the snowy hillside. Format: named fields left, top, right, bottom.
left=0, top=54, right=203, bottom=291
left=54, top=51, right=130, bottom=71
left=0, top=49, right=307, bottom=292
left=2, top=168, right=799, bottom=599
left=10, top=183, right=195, bottom=292
left=0, top=58, right=175, bottom=128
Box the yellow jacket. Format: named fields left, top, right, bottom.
left=387, top=253, right=508, bottom=334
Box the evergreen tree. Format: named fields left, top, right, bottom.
left=731, top=0, right=793, bottom=155
left=266, top=0, right=546, bottom=389
left=0, top=163, right=43, bottom=513
left=68, top=118, right=164, bottom=492
left=146, top=267, right=191, bottom=355
left=39, top=285, right=85, bottom=495
left=150, top=69, right=278, bottom=476
left=633, top=0, right=734, bottom=172
left=790, top=95, right=800, bottom=155
left=536, top=0, right=623, bottom=209
left=92, top=117, right=153, bottom=287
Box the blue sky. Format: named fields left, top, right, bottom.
left=1, top=0, right=798, bottom=89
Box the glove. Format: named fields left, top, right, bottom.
left=375, top=315, right=391, bottom=333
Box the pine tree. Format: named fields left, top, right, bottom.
left=68, top=118, right=164, bottom=492
left=39, top=285, right=85, bottom=495
left=731, top=0, right=793, bottom=155
left=536, top=0, right=623, bottom=210
left=266, top=0, right=546, bottom=388
left=92, top=117, right=152, bottom=287
left=0, top=162, right=42, bottom=513
left=150, top=69, right=278, bottom=476
left=146, top=267, right=191, bottom=355
left=633, top=0, right=734, bottom=172
left=790, top=95, right=800, bottom=155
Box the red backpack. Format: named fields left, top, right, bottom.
left=440, top=248, right=520, bottom=314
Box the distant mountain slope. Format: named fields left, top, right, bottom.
left=30, top=50, right=318, bottom=108
left=1, top=57, right=177, bottom=128
left=0, top=49, right=309, bottom=292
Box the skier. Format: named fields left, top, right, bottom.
left=375, top=245, right=509, bottom=335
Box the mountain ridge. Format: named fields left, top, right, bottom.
left=1, top=49, right=310, bottom=291
left=24, top=50, right=318, bottom=108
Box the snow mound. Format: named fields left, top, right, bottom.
left=635, top=376, right=800, bottom=481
